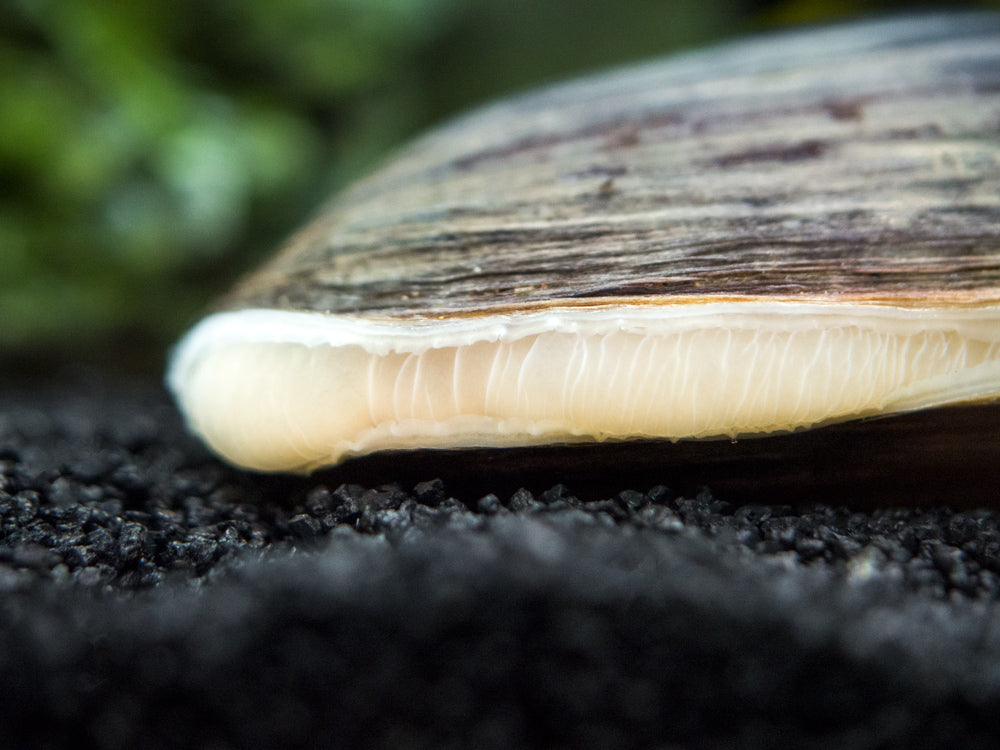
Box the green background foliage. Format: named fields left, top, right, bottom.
left=2, top=0, right=997, bottom=376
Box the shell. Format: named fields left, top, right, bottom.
left=168, top=13, right=1000, bottom=473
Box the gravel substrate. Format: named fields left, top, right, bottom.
left=2, top=375, right=1000, bottom=749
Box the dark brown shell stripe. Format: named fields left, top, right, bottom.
left=224, top=14, right=1000, bottom=318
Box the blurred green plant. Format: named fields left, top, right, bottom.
left=2, top=0, right=995, bottom=376
left=1, top=0, right=467, bottom=372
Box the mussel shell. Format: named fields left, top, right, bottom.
left=169, top=14, right=1000, bottom=480
left=224, top=12, right=1000, bottom=316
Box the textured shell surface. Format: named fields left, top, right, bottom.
left=169, top=13, right=1000, bottom=473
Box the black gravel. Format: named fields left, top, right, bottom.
left=3, top=375, right=1000, bottom=749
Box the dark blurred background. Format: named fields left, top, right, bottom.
left=3, top=0, right=998, bottom=381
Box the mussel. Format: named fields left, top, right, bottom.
left=168, top=14, right=1000, bottom=476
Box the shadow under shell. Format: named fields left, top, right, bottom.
left=308, top=404, right=1000, bottom=509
